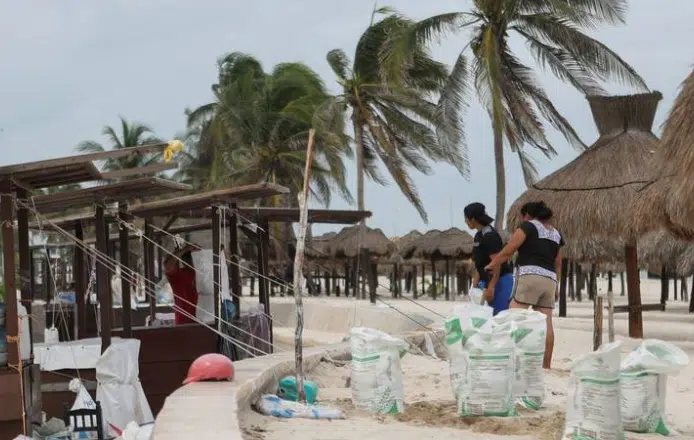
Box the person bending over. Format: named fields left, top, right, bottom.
left=164, top=244, right=199, bottom=325
left=485, top=201, right=563, bottom=370
left=464, top=202, right=514, bottom=315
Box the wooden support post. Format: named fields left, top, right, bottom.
left=95, top=205, right=112, bottom=353
left=2, top=180, right=20, bottom=367
left=119, top=202, right=132, bottom=338
left=212, top=206, right=221, bottom=328
left=16, top=188, right=33, bottom=358
left=74, top=223, right=86, bottom=338
left=607, top=288, right=615, bottom=343
left=593, top=295, right=603, bottom=351
left=607, top=271, right=613, bottom=294
left=156, top=235, right=163, bottom=280
left=228, top=205, right=241, bottom=318
left=430, top=259, right=437, bottom=299
left=559, top=258, right=568, bottom=317
left=257, top=219, right=271, bottom=320
left=620, top=272, right=625, bottom=297
left=144, top=219, right=156, bottom=321
left=625, top=244, right=643, bottom=338
left=445, top=257, right=451, bottom=301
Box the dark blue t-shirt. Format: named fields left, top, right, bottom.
left=473, top=225, right=512, bottom=283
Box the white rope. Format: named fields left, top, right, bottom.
left=15, top=198, right=288, bottom=356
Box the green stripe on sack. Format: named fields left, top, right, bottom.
left=352, top=354, right=380, bottom=362
left=469, top=355, right=511, bottom=360
left=578, top=377, right=620, bottom=385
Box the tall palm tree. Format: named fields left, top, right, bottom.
left=327, top=9, right=468, bottom=223
left=76, top=117, right=162, bottom=172
left=384, top=0, right=648, bottom=228
left=187, top=52, right=353, bottom=207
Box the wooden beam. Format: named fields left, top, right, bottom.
left=95, top=205, right=112, bottom=352
left=625, top=244, right=643, bottom=338
left=119, top=201, right=132, bottom=338
left=74, top=223, right=86, bottom=339
left=100, top=162, right=178, bottom=180
left=257, top=219, right=271, bottom=326
left=1, top=179, right=20, bottom=367
left=229, top=205, right=241, bottom=318
left=0, top=143, right=168, bottom=176
left=16, top=188, right=33, bottom=359
left=144, top=219, right=156, bottom=320
left=212, top=206, right=221, bottom=329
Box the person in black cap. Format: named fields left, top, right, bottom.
left=463, top=202, right=514, bottom=315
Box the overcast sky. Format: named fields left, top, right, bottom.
left=1, top=1, right=692, bottom=237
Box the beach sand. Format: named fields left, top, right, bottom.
left=239, top=276, right=694, bottom=440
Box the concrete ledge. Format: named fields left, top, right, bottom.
left=151, top=342, right=349, bottom=440
left=152, top=329, right=444, bottom=440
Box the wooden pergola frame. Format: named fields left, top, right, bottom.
left=0, top=144, right=179, bottom=435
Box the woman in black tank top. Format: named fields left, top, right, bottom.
left=485, top=201, right=563, bottom=370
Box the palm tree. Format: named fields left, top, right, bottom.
left=76, top=117, right=162, bottom=172
left=384, top=0, right=648, bottom=228
left=327, top=9, right=468, bottom=223
left=187, top=52, right=353, bottom=207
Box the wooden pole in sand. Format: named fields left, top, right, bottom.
left=593, top=295, right=604, bottom=351
left=293, top=129, right=316, bottom=402
left=607, top=288, right=615, bottom=343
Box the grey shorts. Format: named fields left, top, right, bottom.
left=513, top=274, right=557, bottom=309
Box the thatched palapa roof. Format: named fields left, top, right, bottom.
left=400, top=227, right=473, bottom=260
left=635, top=70, right=694, bottom=239
left=508, top=92, right=663, bottom=243
left=329, top=225, right=394, bottom=258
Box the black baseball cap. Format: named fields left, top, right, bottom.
left=463, top=202, right=494, bottom=225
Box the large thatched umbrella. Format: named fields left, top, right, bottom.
left=508, top=92, right=663, bottom=337
left=636, top=70, right=694, bottom=240
left=329, top=225, right=394, bottom=258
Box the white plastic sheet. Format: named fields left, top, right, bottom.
left=96, top=339, right=153, bottom=438
left=191, top=250, right=231, bottom=323
left=34, top=337, right=124, bottom=371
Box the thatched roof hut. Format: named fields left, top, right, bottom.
left=508, top=92, right=664, bottom=338
left=305, top=231, right=337, bottom=259
left=508, top=92, right=663, bottom=242
left=421, top=227, right=474, bottom=259
left=387, top=230, right=423, bottom=264
left=329, top=225, right=394, bottom=258
left=635, top=70, right=694, bottom=239
left=399, top=229, right=442, bottom=260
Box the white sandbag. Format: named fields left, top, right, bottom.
left=190, top=249, right=229, bottom=298
left=493, top=309, right=547, bottom=409
left=620, top=339, right=689, bottom=435
left=468, top=287, right=486, bottom=306
left=562, top=341, right=623, bottom=440
left=117, top=422, right=154, bottom=440
left=110, top=268, right=138, bottom=310
left=350, top=327, right=409, bottom=414
left=445, top=304, right=493, bottom=401
left=458, top=320, right=516, bottom=417
left=96, top=339, right=153, bottom=438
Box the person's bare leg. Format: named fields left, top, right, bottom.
left=536, top=307, right=554, bottom=369
left=509, top=299, right=528, bottom=309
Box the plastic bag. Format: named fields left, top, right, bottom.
left=445, top=304, right=493, bottom=402
left=256, top=394, right=343, bottom=419
left=458, top=319, right=516, bottom=417
left=493, top=309, right=547, bottom=409
left=620, top=339, right=689, bottom=435
left=350, top=327, right=409, bottom=414
left=468, top=287, right=486, bottom=306
left=562, top=341, right=624, bottom=440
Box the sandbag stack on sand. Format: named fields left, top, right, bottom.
left=350, top=327, right=409, bottom=414
left=561, top=339, right=690, bottom=439
left=561, top=341, right=624, bottom=440
left=445, top=306, right=548, bottom=417
left=620, top=339, right=689, bottom=436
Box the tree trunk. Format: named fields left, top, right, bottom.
left=492, top=115, right=506, bottom=230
